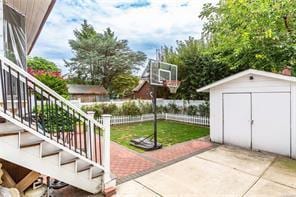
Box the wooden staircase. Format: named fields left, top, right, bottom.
left=0, top=56, right=114, bottom=194
left=0, top=122, right=104, bottom=194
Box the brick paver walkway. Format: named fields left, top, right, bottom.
left=53, top=138, right=213, bottom=196
left=61, top=132, right=213, bottom=181
left=143, top=139, right=212, bottom=163
left=110, top=138, right=213, bottom=181
left=110, top=142, right=156, bottom=179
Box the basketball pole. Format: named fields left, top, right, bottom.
left=152, top=85, right=158, bottom=148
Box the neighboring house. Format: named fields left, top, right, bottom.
left=0, top=1, right=113, bottom=195
left=132, top=80, right=151, bottom=99
left=68, top=84, right=109, bottom=102
left=132, top=80, right=169, bottom=99
left=197, top=68, right=296, bottom=159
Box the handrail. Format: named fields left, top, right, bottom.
left=0, top=55, right=104, bottom=129
left=0, top=55, right=103, bottom=165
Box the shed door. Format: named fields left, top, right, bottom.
left=252, top=93, right=291, bottom=156
left=223, top=93, right=251, bottom=148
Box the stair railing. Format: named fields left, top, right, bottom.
left=0, top=56, right=104, bottom=167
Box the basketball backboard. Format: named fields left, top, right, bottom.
left=142, top=59, right=178, bottom=87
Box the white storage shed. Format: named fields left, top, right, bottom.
left=197, top=69, right=296, bottom=158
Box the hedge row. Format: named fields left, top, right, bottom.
left=81, top=101, right=209, bottom=118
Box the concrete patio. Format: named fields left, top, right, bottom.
left=117, top=145, right=296, bottom=196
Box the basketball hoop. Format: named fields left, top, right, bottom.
left=163, top=80, right=181, bottom=94
left=131, top=59, right=180, bottom=151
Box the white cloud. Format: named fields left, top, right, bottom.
left=31, top=0, right=217, bottom=74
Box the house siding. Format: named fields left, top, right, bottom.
left=133, top=81, right=152, bottom=99
left=133, top=81, right=170, bottom=99
left=70, top=94, right=109, bottom=102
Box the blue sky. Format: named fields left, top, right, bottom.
left=31, top=0, right=217, bottom=74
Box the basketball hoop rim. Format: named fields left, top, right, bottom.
left=163, top=80, right=181, bottom=94
left=163, top=80, right=181, bottom=87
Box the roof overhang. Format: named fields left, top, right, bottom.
left=132, top=80, right=147, bottom=92
left=3, top=0, right=56, bottom=54
left=197, top=69, right=296, bottom=92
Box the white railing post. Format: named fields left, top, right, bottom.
left=102, top=114, right=112, bottom=185
left=165, top=113, right=168, bottom=120
left=87, top=111, right=96, bottom=159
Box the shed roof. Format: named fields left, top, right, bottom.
left=197, top=69, right=296, bottom=92
left=68, top=84, right=108, bottom=95
left=132, top=80, right=148, bottom=92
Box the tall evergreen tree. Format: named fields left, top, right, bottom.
left=66, top=20, right=146, bottom=89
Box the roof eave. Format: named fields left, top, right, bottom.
left=196, top=88, right=210, bottom=93
left=196, top=69, right=296, bottom=92
left=28, top=0, right=56, bottom=54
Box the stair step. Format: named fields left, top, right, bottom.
left=0, top=122, right=24, bottom=137
left=21, top=132, right=42, bottom=143
left=61, top=158, right=79, bottom=166
left=0, top=132, right=19, bottom=137
left=92, top=171, right=104, bottom=179
left=20, top=140, right=44, bottom=148
left=42, top=149, right=62, bottom=158
left=77, top=165, right=93, bottom=173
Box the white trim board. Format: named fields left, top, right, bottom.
left=0, top=0, right=3, bottom=56
left=197, top=69, right=296, bottom=92
left=0, top=1, right=4, bottom=101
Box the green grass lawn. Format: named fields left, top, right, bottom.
left=111, top=120, right=209, bottom=152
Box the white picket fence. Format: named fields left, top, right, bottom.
left=165, top=113, right=209, bottom=126
left=97, top=113, right=209, bottom=127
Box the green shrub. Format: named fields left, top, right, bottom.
left=80, top=101, right=209, bottom=117
left=157, top=105, right=168, bottom=113
left=34, top=104, right=77, bottom=133
left=187, top=105, right=199, bottom=115
left=198, top=102, right=209, bottom=117
left=82, top=103, right=120, bottom=118
left=81, top=104, right=101, bottom=118
left=167, top=103, right=180, bottom=113
left=121, top=101, right=141, bottom=115
left=101, top=103, right=119, bottom=115
left=35, top=74, right=69, bottom=98
left=138, top=102, right=153, bottom=114
left=28, top=56, right=59, bottom=72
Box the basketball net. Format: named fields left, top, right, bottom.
left=163, top=80, right=181, bottom=94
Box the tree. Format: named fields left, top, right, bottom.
left=199, top=0, right=296, bottom=73
left=27, top=56, right=69, bottom=98
left=35, top=74, right=69, bottom=98
left=163, top=1, right=295, bottom=100
left=164, top=37, right=231, bottom=100
left=110, top=73, right=139, bottom=98
left=27, top=56, right=59, bottom=71
left=66, top=21, right=147, bottom=90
